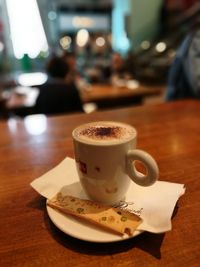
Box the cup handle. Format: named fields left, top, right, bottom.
left=126, top=149, right=159, bottom=186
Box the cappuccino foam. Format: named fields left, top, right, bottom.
left=73, top=121, right=136, bottom=145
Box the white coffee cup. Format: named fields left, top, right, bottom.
left=72, top=121, right=159, bottom=205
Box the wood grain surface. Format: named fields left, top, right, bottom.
left=0, top=100, right=199, bottom=267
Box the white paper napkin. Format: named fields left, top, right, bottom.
left=31, top=157, right=185, bottom=234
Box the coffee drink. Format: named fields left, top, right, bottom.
left=72, top=121, right=158, bottom=204
left=73, top=121, right=136, bottom=145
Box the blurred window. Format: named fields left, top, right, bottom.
left=6, top=0, right=48, bottom=59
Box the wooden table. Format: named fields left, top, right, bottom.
left=81, top=83, right=163, bottom=108
left=0, top=100, right=199, bottom=267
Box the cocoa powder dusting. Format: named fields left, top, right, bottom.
left=80, top=126, right=122, bottom=140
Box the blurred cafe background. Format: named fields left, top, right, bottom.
left=0, top=0, right=199, bottom=119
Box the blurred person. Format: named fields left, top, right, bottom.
left=62, top=51, right=77, bottom=83
left=110, top=52, right=133, bottom=86
left=93, top=50, right=113, bottom=83
left=46, top=55, right=68, bottom=81
left=166, top=22, right=200, bottom=101
left=62, top=51, right=91, bottom=90
left=125, top=51, right=136, bottom=78
left=34, top=55, right=83, bottom=115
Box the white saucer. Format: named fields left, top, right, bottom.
left=46, top=174, right=143, bottom=243
left=47, top=204, right=142, bottom=243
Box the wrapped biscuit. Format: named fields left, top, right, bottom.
left=47, top=193, right=142, bottom=236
